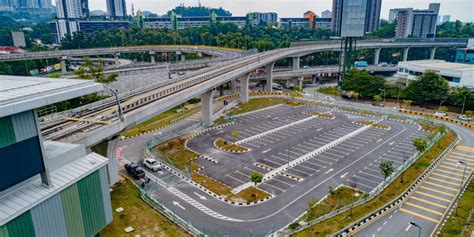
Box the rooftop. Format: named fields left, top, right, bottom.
left=398, top=60, right=474, bottom=72
left=0, top=76, right=102, bottom=117
left=0, top=150, right=107, bottom=225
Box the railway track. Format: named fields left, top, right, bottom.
left=41, top=49, right=285, bottom=141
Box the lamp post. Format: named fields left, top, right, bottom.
left=454, top=161, right=467, bottom=219
left=379, top=88, right=386, bottom=107
left=110, top=89, right=124, bottom=122
left=410, top=221, right=422, bottom=237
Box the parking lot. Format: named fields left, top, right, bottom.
left=186, top=104, right=428, bottom=196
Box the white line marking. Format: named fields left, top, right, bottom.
left=325, top=168, right=334, bottom=174
left=262, top=149, right=272, bottom=154
left=405, top=223, right=411, bottom=232
left=340, top=172, right=348, bottom=179
left=376, top=139, right=383, bottom=143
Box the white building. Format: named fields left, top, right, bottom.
left=396, top=60, right=474, bottom=88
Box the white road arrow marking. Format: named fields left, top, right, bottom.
left=194, top=192, right=207, bottom=200
left=340, top=172, right=348, bottom=179
left=173, top=201, right=186, bottom=210
left=405, top=223, right=412, bottom=232
left=325, top=168, right=334, bottom=174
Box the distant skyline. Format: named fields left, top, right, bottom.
left=87, top=0, right=473, bottom=22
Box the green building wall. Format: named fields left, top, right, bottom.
left=0, top=167, right=112, bottom=237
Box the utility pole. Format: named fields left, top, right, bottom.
left=110, top=89, right=124, bottom=122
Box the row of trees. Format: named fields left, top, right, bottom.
left=341, top=69, right=474, bottom=111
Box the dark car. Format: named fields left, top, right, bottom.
left=124, top=162, right=145, bottom=179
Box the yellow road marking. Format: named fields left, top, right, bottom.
left=424, top=181, right=459, bottom=192
left=400, top=208, right=439, bottom=223
left=431, top=172, right=463, bottom=182
left=419, top=186, right=455, bottom=197
left=415, top=191, right=451, bottom=202
left=455, top=146, right=474, bottom=153
left=410, top=196, right=448, bottom=208
left=428, top=177, right=461, bottom=186
left=438, top=164, right=466, bottom=172
left=405, top=202, right=444, bottom=216
left=435, top=169, right=466, bottom=177
left=448, top=155, right=474, bottom=163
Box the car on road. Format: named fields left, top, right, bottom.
left=144, top=158, right=162, bottom=172
left=124, top=162, right=145, bottom=179
left=377, top=62, right=389, bottom=67
left=354, top=61, right=368, bottom=68
left=459, top=114, right=472, bottom=121
left=434, top=111, right=448, bottom=117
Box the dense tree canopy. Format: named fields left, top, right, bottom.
left=167, top=6, right=232, bottom=17
left=437, top=21, right=474, bottom=38
left=404, top=71, right=450, bottom=104
left=341, top=69, right=386, bottom=98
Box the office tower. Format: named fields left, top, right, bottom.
left=332, top=0, right=368, bottom=37
left=321, top=10, right=332, bottom=18
left=107, top=0, right=127, bottom=20
left=365, top=0, right=382, bottom=33
left=56, top=0, right=89, bottom=19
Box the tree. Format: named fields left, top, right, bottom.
left=250, top=172, right=263, bottom=186
left=230, top=129, right=239, bottom=142
left=294, top=85, right=302, bottom=92
left=436, top=124, right=446, bottom=135
left=379, top=160, right=394, bottom=179
left=74, top=57, right=118, bottom=84
left=289, top=90, right=299, bottom=100
left=438, top=106, right=448, bottom=113
left=342, top=69, right=386, bottom=98
left=373, top=95, right=382, bottom=103
left=465, top=110, right=474, bottom=118
left=402, top=100, right=413, bottom=109
left=413, top=138, right=428, bottom=152
left=404, top=71, right=449, bottom=105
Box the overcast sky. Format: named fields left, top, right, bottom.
left=88, top=0, right=474, bottom=22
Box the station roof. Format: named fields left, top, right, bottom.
left=398, top=60, right=474, bottom=72
left=0, top=76, right=102, bottom=117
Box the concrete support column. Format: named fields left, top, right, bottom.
left=181, top=53, right=185, bottom=62
left=149, top=51, right=156, bottom=63
left=430, top=47, right=437, bottom=60
left=201, top=90, right=215, bottom=127
left=374, top=48, right=382, bottom=65
left=239, top=74, right=250, bottom=103
left=265, top=62, right=275, bottom=92
left=403, top=47, right=410, bottom=61
left=230, top=79, right=237, bottom=94
left=114, top=53, right=120, bottom=65
left=292, top=57, right=300, bottom=70
left=60, top=56, right=67, bottom=74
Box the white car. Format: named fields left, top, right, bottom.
left=144, top=158, right=162, bottom=172
left=459, top=115, right=472, bottom=121
left=434, top=111, right=448, bottom=117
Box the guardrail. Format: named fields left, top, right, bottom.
left=290, top=38, right=468, bottom=47
left=399, top=109, right=474, bottom=131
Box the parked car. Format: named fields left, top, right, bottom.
left=377, top=62, right=389, bottom=67
left=354, top=61, right=368, bottom=68
left=434, top=111, right=448, bottom=117
left=144, top=158, right=162, bottom=172
left=124, top=162, right=145, bottom=179
left=459, top=114, right=472, bottom=121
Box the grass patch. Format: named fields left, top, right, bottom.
left=214, top=138, right=249, bottom=152
left=225, top=98, right=287, bottom=116
left=418, top=121, right=438, bottom=132
left=440, top=179, right=474, bottom=237
left=354, top=120, right=390, bottom=130
left=192, top=171, right=232, bottom=196
left=228, top=187, right=271, bottom=203
left=121, top=105, right=199, bottom=137
left=317, top=87, right=340, bottom=96
left=293, top=131, right=456, bottom=237
left=100, top=177, right=190, bottom=237
left=154, top=135, right=198, bottom=171
left=305, top=111, right=335, bottom=120
left=302, top=187, right=366, bottom=222
left=286, top=101, right=305, bottom=107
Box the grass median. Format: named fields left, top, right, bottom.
left=214, top=98, right=288, bottom=125
left=439, top=179, right=474, bottom=237
left=100, top=177, right=190, bottom=237
left=293, top=131, right=456, bottom=237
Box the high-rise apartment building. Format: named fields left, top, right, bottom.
left=321, top=10, right=332, bottom=18
left=56, top=0, right=89, bottom=19
left=394, top=3, right=440, bottom=38
left=106, top=0, right=127, bottom=20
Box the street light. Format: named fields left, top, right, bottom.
left=458, top=161, right=467, bottom=187
left=410, top=221, right=422, bottom=237
left=379, top=88, right=386, bottom=106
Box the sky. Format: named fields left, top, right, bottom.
left=88, top=0, right=474, bottom=22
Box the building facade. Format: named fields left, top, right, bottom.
left=332, top=0, right=369, bottom=37
left=394, top=3, right=440, bottom=38
left=396, top=60, right=474, bottom=88
left=143, top=13, right=254, bottom=30
left=365, top=0, right=382, bottom=33
left=304, top=11, right=317, bottom=30
left=56, top=0, right=89, bottom=19
left=50, top=20, right=129, bottom=43
left=0, top=76, right=112, bottom=237
left=106, top=0, right=127, bottom=20
left=279, top=18, right=311, bottom=30
left=321, top=10, right=332, bottom=18
left=315, top=17, right=332, bottom=29
left=249, top=12, right=278, bottom=25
